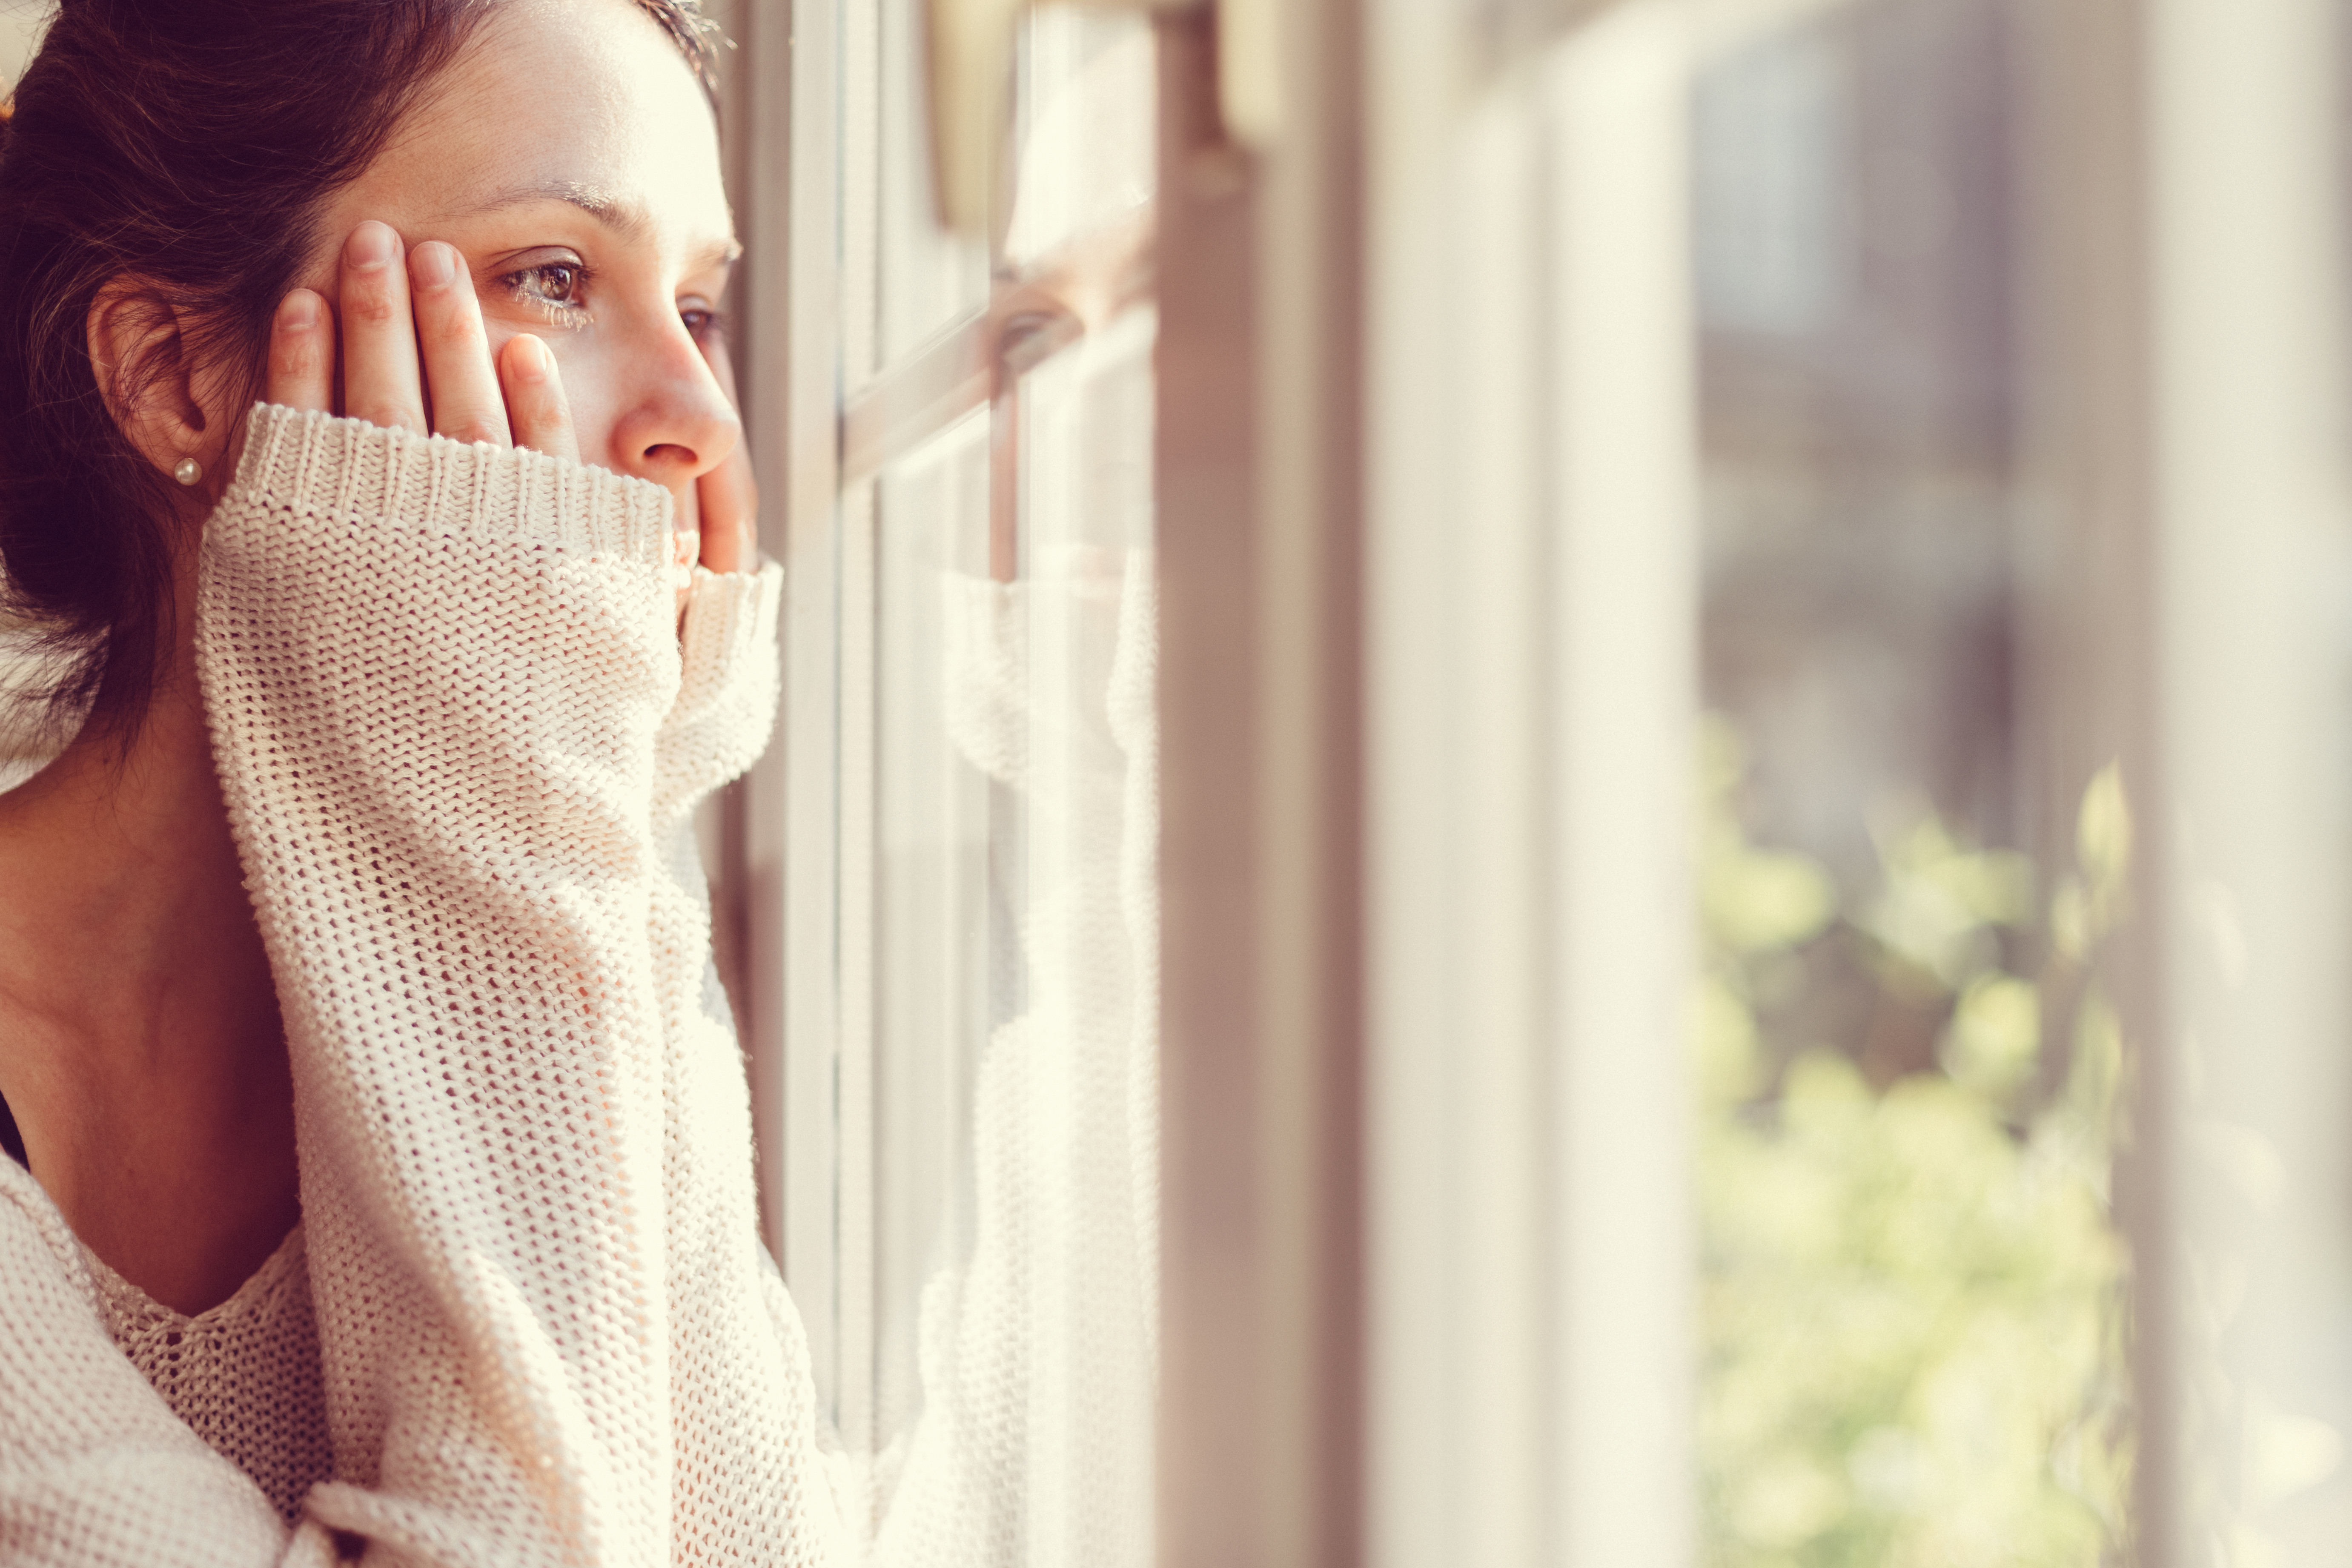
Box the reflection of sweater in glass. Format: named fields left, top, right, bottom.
left=0, top=405, right=839, bottom=1567
left=856, top=553, right=1159, bottom=1568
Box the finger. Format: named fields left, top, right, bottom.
left=672, top=480, right=698, bottom=618
left=409, top=241, right=509, bottom=447
left=696, top=442, right=757, bottom=575
left=694, top=333, right=756, bottom=574
left=498, top=334, right=578, bottom=464
left=265, top=289, right=333, bottom=413
left=339, top=221, right=426, bottom=436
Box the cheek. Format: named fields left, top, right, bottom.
left=496, top=327, right=625, bottom=471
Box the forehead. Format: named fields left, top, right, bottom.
left=327, top=0, right=731, bottom=262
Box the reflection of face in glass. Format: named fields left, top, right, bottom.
left=1003, top=23, right=1157, bottom=272
left=987, top=25, right=1159, bottom=415
left=838, top=12, right=1162, bottom=1552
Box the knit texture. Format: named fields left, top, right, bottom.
left=861, top=553, right=1159, bottom=1568
left=81, top=1227, right=335, bottom=1523
left=0, top=1157, right=342, bottom=1568
left=0, top=404, right=834, bottom=1567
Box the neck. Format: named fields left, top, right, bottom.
left=0, top=645, right=296, bottom=1316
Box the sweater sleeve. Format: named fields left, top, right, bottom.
left=644, top=566, right=851, bottom=1565
left=194, top=404, right=787, bottom=1568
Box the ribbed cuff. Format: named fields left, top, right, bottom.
left=677, top=561, right=782, bottom=702
left=227, top=403, right=676, bottom=566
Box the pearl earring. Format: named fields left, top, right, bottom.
left=173, top=457, right=202, bottom=487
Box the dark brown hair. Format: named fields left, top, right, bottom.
left=0, top=0, right=719, bottom=745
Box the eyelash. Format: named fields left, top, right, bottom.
left=497, top=259, right=729, bottom=343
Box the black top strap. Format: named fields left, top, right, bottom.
left=0, top=1089, right=24, bottom=1168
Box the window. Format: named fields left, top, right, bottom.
left=717, top=3, right=1163, bottom=1559
left=1691, top=5, right=2133, bottom=1559
left=1363, top=0, right=2352, bottom=1563
left=714, top=0, right=2352, bottom=1562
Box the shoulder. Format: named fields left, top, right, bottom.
left=0, top=1157, right=102, bottom=1326
left=0, top=1157, right=149, bottom=1448
left=0, top=1160, right=293, bottom=1559
left=0, top=1160, right=194, bottom=1453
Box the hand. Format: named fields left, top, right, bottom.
left=268, top=221, right=577, bottom=462
left=268, top=220, right=756, bottom=616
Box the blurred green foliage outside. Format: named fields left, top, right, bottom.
left=1697, top=718, right=2133, bottom=1567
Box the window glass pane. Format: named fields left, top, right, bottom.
left=873, top=406, right=992, bottom=1468
left=1004, top=12, right=1158, bottom=271
left=846, top=14, right=1159, bottom=1563
left=879, top=0, right=988, bottom=364
left=1690, top=1, right=2131, bottom=1561
left=862, top=315, right=1159, bottom=1568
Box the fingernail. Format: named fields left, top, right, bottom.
left=347, top=221, right=397, bottom=271
left=277, top=290, right=319, bottom=331
left=507, top=334, right=550, bottom=383
left=410, top=241, right=456, bottom=292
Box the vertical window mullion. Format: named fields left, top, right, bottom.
left=833, top=0, right=888, bottom=1456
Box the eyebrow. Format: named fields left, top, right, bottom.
left=456, top=179, right=743, bottom=272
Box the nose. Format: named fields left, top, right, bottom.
left=607, top=325, right=741, bottom=493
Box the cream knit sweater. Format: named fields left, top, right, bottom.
left=0, top=406, right=840, bottom=1567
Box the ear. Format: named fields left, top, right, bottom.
left=86, top=280, right=218, bottom=486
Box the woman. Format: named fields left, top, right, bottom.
left=0, top=2, right=839, bottom=1561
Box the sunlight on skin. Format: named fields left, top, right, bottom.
left=201, top=0, right=755, bottom=588
left=0, top=0, right=754, bottom=1318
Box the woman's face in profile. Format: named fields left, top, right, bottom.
left=286, top=0, right=740, bottom=509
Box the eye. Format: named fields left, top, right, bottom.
left=498, top=253, right=591, bottom=315
left=527, top=263, right=582, bottom=304
left=680, top=300, right=728, bottom=344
